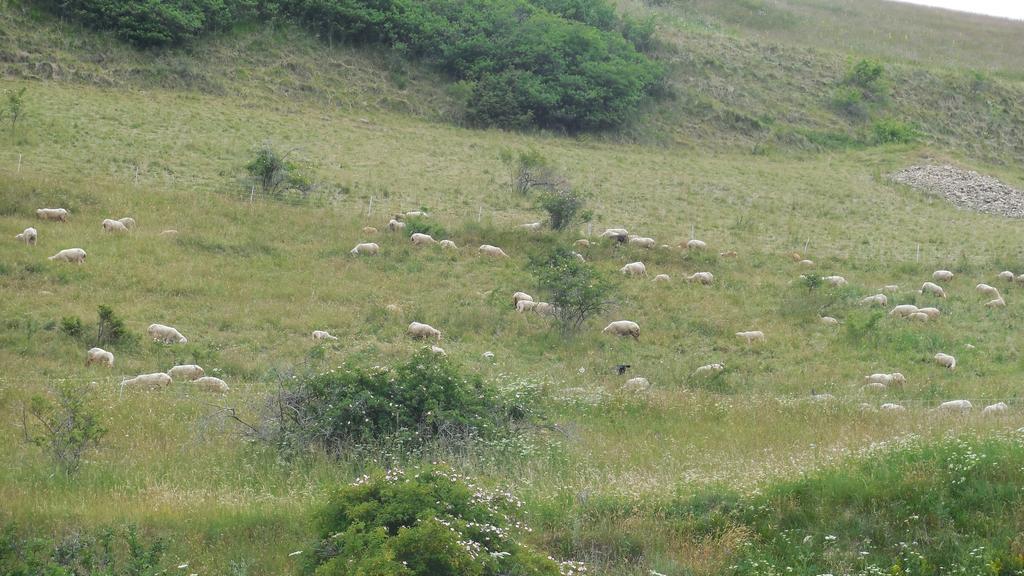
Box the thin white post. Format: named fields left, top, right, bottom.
left=916, top=243, right=921, bottom=262
left=17, top=154, right=22, bottom=173
left=477, top=206, right=483, bottom=222
left=367, top=196, right=374, bottom=217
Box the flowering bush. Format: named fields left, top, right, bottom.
left=305, top=466, right=582, bottom=576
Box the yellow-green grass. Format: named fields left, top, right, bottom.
left=3, top=72, right=1024, bottom=573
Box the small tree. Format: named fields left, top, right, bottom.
left=537, top=188, right=588, bottom=231
left=26, top=383, right=107, bottom=475
left=498, top=148, right=567, bottom=196
left=96, top=305, right=128, bottom=346
left=245, top=143, right=311, bottom=199
left=1, top=87, right=26, bottom=134
left=530, top=247, right=615, bottom=334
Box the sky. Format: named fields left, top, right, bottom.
left=889, top=0, right=1024, bottom=20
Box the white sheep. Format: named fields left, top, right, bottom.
left=692, top=363, right=725, bottom=377
left=312, top=330, right=339, bottom=341
left=194, top=376, right=229, bottom=393
left=628, top=237, right=656, bottom=249
left=653, top=274, right=671, bottom=283
left=574, top=239, right=590, bottom=249
left=387, top=219, right=406, bottom=232
left=519, top=222, right=543, bottom=231
left=865, top=372, right=906, bottom=386
left=408, top=321, right=441, bottom=341
left=147, top=323, right=187, bottom=344
left=404, top=210, right=428, bottom=218
left=120, top=372, right=172, bottom=390
left=36, top=208, right=69, bottom=222
left=410, top=233, right=436, bottom=246
left=515, top=300, right=537, bottom=313
left=820, top=316, right=839, bottom=326
left=862, top=382, right=887, bottom=392
left=880, top=403, right=906, bottom=412
left=350, top=242, right=379, bottom=256
left=938, top=399, right=971, bottom=412
left=976, top=283, right=1001, bottom=298
left=859, top=294, right=888, bottom=306
left=429, top=345, right=447, bottom=356
left=889, top=304, right=919, bottom=317
left=686, top=239, right=707, bottom=250
left=918, top=307, right=941, bottom=319
left=572, top=252, right=586, bottom=262
left=736, top=330, right=765, bottom=344
left=362, top=226, right=378, bottom=235
left=882, top=285, right=900, bottom=292
left=622, top=377, right=651, bottom=391
left=479, top=245, right=509, bottom=258
left=798, top=259, right=815, bottom=267
left=985, top=297, right=1006, bottom=308
left=48, top=248, right=86, bottom=264
left=620, top=262, right=647, bottom=277
left=512, top=292, right=534, bottom=305
left=602, top=320, right=640, bottom=339
left=439, top=239, right=458, bottom=249
left=168, top=364, right=205, bottom=381
left=85, top=347, right=114, bottom=367
left=920, top=282, right=946, bottom=298
left=15, top=227, right=37, bottom=245
left=997, top=271, right=1015, bottom=282
left=118, top=217, right=136, bottom=229
left=534, top=302, right=557, bottom=317
left=687, top=272, right=714, bottom=285
left=934, top=352, right=956, bottom=370
left=600, top=228, right=629, bottom=242
left=932, top=270, right=954, bottom=282
left=823, top=275, right=848, bottom=287
left=906, top=312, right=930, bottom=322
left=385, top=304, right=402, bottom=314
left=982, top=402, right=1008, bottom=415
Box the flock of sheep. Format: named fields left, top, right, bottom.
left=12, top=206, right=1021, bottom=416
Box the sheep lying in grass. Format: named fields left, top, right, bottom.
left=623, top=377, right=650, bottom=391
left=906, top=312, right=930, bottom=322
left=479, top=244, right=509, bottom=258
left=85, top=347, right=114, bottom=367
left=312, top=330, right=339, bottom=341
left=653, top=274, right=671, bottom=283
left=798, top=259, right=814, bottom=267
left=408, top=321, right=441, bottom=341
left=932, top=270, right=954, bottom=282
left=519, top=222, right=543, bottom=231
left=865, top=372, right=905, bottom=386
left=350, top=242, right=379, bottom=256
left=49, top=248, right=86, bottom=264
left=429, top=345, right=446, bottom=356
left=934, top=353, right=956, bottom=370
left=195, top=376, right=229, bottom=393
left=15, top=227, right=37, bottom=245
left=36, top=208, right=68, bottom=222
left=362, top=226, right=378, bottom=235
left=120, top=372, right=172, bottom=390
left=620, top=262, right=647, bottom=277
left=918, top=307, right=941, bottom=319
left=880, top=403, right=906, bottom=412
left=889, top=304, right=919, bottom=317
left=938, top=399, right=971, bottom=412
left=882, top=284, right=899, bottom=292
left=602, top=320, right=640, bottom=339
left=148, top=323, right=187, bottom=344
left=687, top=272, right=714, bottom=285
left=820, top=316, right=839, bottom=326
left=736, top=330, right=765, bottom=344
left=686, top=239, right=707, bottom=250
left=920, top=282, right=946, bottom=298
left=862, top=382, right=887, bottom=392
left=168, top=364, right=204, bottom=380
left=692, top=363, right=725, bottom=377
left=859, top=294, right=887, bottom=306
left=102, top=218, right=128, bottom=232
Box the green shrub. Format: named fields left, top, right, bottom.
left=844, top=58, right=885, bottom=92
left=245, top=143, right=312, bottom=199
left=96, top=304, right=129, bottom=346
left=536, top=189, right=588, bottom=231
left=529, top=247, right=615, bottom=334
left=60, top=316, right=84, bottom=339
left=306, top=466, right=573, bottom=576
left=829, top=85, right=868, bottom=120
left=499, top=148, right=565, bottom=196
left=0, top=523, right=167, bottom=575
left=1, top=87, right=27, bottom=134
left=27, top=382, right=107, bottom=475
left=871, top=117, right=918, bottom=144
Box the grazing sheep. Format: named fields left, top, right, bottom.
left=860, top=294, right=888, bottom=306
left=823, top=275, right=848, bottom=287
left=387, top=219, right=406, bottom=232
left=934, top=353, right=956, bottom=370
left=653, top=274, right=671, bottom=283
left=918, top=307, right=941, bottom=319
left=938, top=399, right=971, bottom=412
left=719, top=250, right=738, bottom=258
left=408, top=321, right=441, bottom=341
left=168, top=364, right=205, bottom=381
left=120, top=372, right=172, bottom=390
left=880, top=403, right=906, bottom=412
left=985, top=297, right=1006, bottom=308
left=512, top=292, right=534, bottom=305
left=519, top=222, right=543, bottom=231
left=574, top=239, right=591, bottom=249
left=920, top=282, right=946, bottom=298
left=686, top=239, right=707, bottom=250
left=736, top=330, right=765, bottom=344
left=478, top=245, right=509, bottom=258
left=620, top=262, right=647, bottom=277
left=410, top=233, right=436, bottom=246
left=429, top=345, right=447, bottom=356
left=36, top=208, right=69, bottom=222
left=85, top=347, right=114, bottom=368
left=906, top=312, right=930, bottom=322
left=48, top=248, right=86, bottom=264
left=194, top=376, right=229, bottom=393
left=687, top=272, right=714, bottom=285
left=889, top=304, right=919, bottom=317
left=15, top=227, right=37, bottom=245
left=997, top=271, right=1015, bottom=282
left=482, top=351, right=495, bottom=361
left=350, top=242, right=379, bottom=256
left=515, top=300, right=537, bottom=313
left=600, top=229, right=629, bottom=242
left=362, top=226, right=378, bottom=235
left=440, top=239, right=458, bottom=249
left=692, top=363, right=725, bottom=377
left=798, top=259, right=815, bottom=267
left=882, top=285, right=900, bottom=292
left=159, top=229, right=178, bottom=237
left=976, top=283, right=1001, bottom=298
left=118, top=217, right=136, bottom=229
left=820, top=316, right=840, bottom=326
left=534, top=302, right=557, bottom=317
left=982, top=402, right=1008, bottom=415
left=622, top=377, right=651, bottom=392
left=312, top=330, right=339, bottom=341
left=147, top=323, right=187, bottom=344
left=602, top=320, right=640, bottom=339
left=628, top=236, right=656, bottom=249
left=865, top=373, right=906, bottom=386
left=932, top=270, right=954, bottom=282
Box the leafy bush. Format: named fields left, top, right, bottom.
left=829, top=85, right=868, bottom=120
left=529, top=247, right=615, bottom=334
left=264, top=350, right=530, bottom=455
left=60, top=316, right=84, bottom=339
left=245, top=143, right=312, bottom=199
left=844, top=58, right=885, bottom=93
left=0, top=523, right=167, bottom=575
left=537, top=189, right=587, bottom=231
left=96, top=304, right=129, bottom=346
left=499, top=148, right=565, bottom=196
left=871, top=117, right=918, bottom=144
left=1, top=87, right=27, bottom=134
left=26, top=383, right=107, bottom=475
left=306, top=466, right=576, bottom=576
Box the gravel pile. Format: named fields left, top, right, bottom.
left=890, top=164, right=1024, bottom=219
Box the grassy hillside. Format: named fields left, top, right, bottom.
left=3, top=0, right=1024, bottom=574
